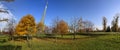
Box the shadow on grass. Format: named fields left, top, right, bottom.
left=102, top=37, right=120, bottom=44
left=0, top=45, right=22, bottom=50
left=77, top=33, right=109, bottom=37
left=36, top=36, right=91, bottom=40
left=35, top=32, right=110, bottom=41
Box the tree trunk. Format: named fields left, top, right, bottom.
left=73, top=32, right=76, bottom=40
left=61, top=34, right=63, bottom=38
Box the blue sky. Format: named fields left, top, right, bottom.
left=2, top=0, right=120, bottom=29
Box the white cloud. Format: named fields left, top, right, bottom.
left=0, top=3, right=16, bottom=32
left=94, top=25, right=102, bottom=30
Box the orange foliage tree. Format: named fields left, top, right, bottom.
left=37, top=22, right=45, bottom=33
left=56, top=20, right=69, bottom=37
left=15, top=14, right=36, bottom=36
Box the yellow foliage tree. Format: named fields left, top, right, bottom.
left=57, top=20, right=68, bottom=37
left=37, top=22, right=45, bottom=33
left=15, top=14, right=36, bottom=36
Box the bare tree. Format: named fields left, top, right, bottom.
left=0, top=0, right=14, bottom=2
left=111, top=19, right=115, bottom=32
left=7, top=18, right=16, bottom=40
left=69, top=16, right=79, bottom=39
left=102, top=16, right=107, bottom=32
left=52, top=16, right=60, bottom=34
left=78, top=17, right=83, bottom=32
left=51, top=16, right=61, bottom=42
left=111, top=15, right=119, bottom=32
left=83, top=21, right=94, bottom=32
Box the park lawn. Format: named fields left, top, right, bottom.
left=0, top=32, right=120, bottom=50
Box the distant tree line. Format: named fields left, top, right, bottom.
left=4, top=13, right=120, bottom=40
left=102, top=14, right=120, bottom=32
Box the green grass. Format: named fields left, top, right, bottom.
left=0, top=32, right=120, bottom=50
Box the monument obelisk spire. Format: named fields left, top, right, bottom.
left=40, top=1, right=48, bottom=24
left=38, top=1, right=48, bottom=32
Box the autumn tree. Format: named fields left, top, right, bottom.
left=15, top=14, right=36, bottom=36
left=102, top=16, right=107, bottom=32
left=37, top=22, right=45, bottom=33
left=57, top=20, right=68, bottom=37
left=52, top=17, right=68, bottom=37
